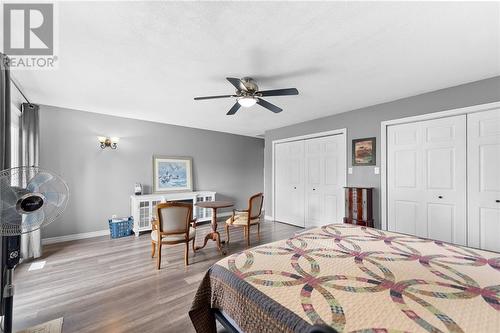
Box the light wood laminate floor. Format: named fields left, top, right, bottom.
left=13, top=220, right=301, bottom=333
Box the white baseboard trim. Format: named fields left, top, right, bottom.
left=42, top=211, right=243, bottom=245
left=42, top=229, right=110, bottom=245
left=43, top=212, right=236, bottom=245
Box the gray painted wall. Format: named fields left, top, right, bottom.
left=264, top=76, right=500, bottom=228
left=39, top=105, right=264, bottom=238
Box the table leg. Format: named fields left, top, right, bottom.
left=195, top=207, right=226, bottom=255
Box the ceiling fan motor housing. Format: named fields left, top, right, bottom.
left=240, top=77, right=259, bottom=93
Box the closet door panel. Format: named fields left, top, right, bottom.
left=427, top=203, right=454, bottom=243
left=421, top=115, right=466, bottom=245
left=306, top=192, right=322, bottom=223
left=274, top=142, right=289, bottom=224
left=305, top=138, right=324, bottom=226
left=388, top=122, right=424, bottom=236
left=426, top=148, right=454, bottom=189
left=324, top=194, right=338, bottom=222
left=305, top=135, right=346, bottom=227
left=394, top=200, right=419, bottom=235
left=307, top=158, right=321, bottom=185
left=275, top=140, right=305, bottom=227
left=395, top=150, right=418, bottom=188
left=388, top=115, right=466, bottom=244
left=323, top=140, right=340, bottom=220
left=479, top=208, right=500, bottom=252
left=479, top=144, right=500, bottom=192
left=325, top=156, right=338, bottom=185
left=322, top=137, right=345, bottom=220
left=468, top=108, right=500, bottom=251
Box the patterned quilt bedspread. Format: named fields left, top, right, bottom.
left=189, top=224, right=500, bottom=333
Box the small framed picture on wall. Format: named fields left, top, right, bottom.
left=352, top=137, right=376, bottom=166
left=153, top=155, right=193, bottom=193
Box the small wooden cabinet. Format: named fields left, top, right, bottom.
left=343, top=187, right=374, bottom=227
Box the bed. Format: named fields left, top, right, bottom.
left=189, top=224, right=500, bottom=333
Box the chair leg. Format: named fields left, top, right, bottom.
left=156, top=243, right=162, bottom=270
left=151, top=241, right=156, bottom=258
left=246, top=226, right=250, bottom=247
left=192, top=237, right=196, bottom=253
left=225, top=224, right=230, bottom=244
left=257, top=223, right=261, bottom=241
left=185, top=242, right=189, bottom=266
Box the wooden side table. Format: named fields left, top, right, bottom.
left=195, top=201, right=233, bottom=254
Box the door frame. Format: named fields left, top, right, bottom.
left=380, top=101, right=500, bottom=231
left=271, top=128, right=348, bottom=222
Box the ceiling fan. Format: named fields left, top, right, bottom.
left=194, top=77, right=299, bottom=115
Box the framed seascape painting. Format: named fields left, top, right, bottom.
left=153, top=156, right=193, bottom=193
left=352, top=137, right=376, bottom=166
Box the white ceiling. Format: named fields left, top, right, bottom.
left=10, top=1, right=500, bottom=137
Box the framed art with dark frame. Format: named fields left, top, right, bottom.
left=352, top=137, right=376, bottom=166
left=152, top=155, right=193, bottom=193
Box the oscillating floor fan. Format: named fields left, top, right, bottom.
left=0, top=166, right=69, bottom=333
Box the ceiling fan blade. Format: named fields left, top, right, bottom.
left=257, top=98, right=283, bottom=113
left=257, top=88, right=299, bottom=97
left=226, top=102, right=241, bottom=115
left=226, top=77, right=246, bottom=91
left=194, top=94, right=235, bottom=100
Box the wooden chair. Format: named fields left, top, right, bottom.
left=225, top=193, right=264, bottom=247
left=151, top=202, right=196, bottom=269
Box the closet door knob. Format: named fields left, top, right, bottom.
left=438, top=196, right=443, bottom=199
left=294, top=187, right=297, bottom=190
left=313, top=188, right=316, bottom=191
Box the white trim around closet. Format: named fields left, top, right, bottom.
left=380, top=101, right=500, bottom=231
left=271, top=128, right=348, bottom=222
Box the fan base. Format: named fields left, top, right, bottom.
left=240, top=77, right=259, bottom=92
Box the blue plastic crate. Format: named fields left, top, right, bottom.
left=108, top=217, right=134, bottom=239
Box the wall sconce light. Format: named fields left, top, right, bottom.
left=98, top=136, right=119, bottom=149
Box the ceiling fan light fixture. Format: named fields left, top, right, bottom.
left=237, top=96, right=257, bottom=108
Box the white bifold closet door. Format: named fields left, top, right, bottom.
left=275, top=140, right=305, bottom=227
left=275, top=134, right=346, bottom=228
left=304, top=135, right=345, bottom=227
left=467, top=109, right=500, bottom=252
left=387, top=115, right=467, bottom=245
